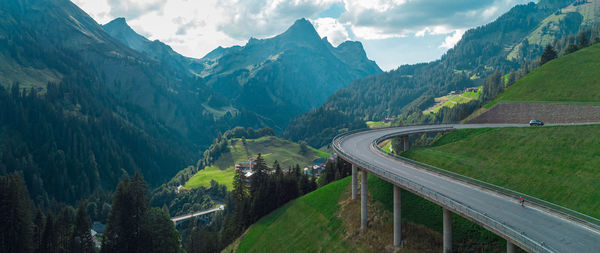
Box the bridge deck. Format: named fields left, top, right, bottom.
left=335, top=124, right=600, bottom=252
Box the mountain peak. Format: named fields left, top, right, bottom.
left=112, top=17, right=127, bottom=24
left=103, top=17, right=139, bottom=36
left=277, top=18, right=321, bottom=43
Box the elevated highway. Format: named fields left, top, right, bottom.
left=333, top=124, right=600, bottom=252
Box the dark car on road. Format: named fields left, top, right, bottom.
left=529, top=120, right=544, bottom=126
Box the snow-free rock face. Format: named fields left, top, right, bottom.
left=201, top=18, right=382, bottom=127
left=102, top=17, right=381, bottom=129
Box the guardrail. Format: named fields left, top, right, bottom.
left=331, top=127, right=561, bottom=252
left=369, top=128, right=600, bottom=233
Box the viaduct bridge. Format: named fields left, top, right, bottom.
left=333, top=124, right=600, bottom=253
left=171, top=205, right=224, bottom=225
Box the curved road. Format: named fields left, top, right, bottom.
left=334, top=124, right=600, bottom=253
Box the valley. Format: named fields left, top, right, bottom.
left=1, top=0, right=600, bottom=252
left=184, top=135, right=328, bottom=190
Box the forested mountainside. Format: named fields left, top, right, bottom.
left=0, top=0, right=254, bottom=203
left=0, top=78, right=190, bottom=204
left=0, top=0, right=381, bottom=204
left=285, top=0, right=598, bottom=148
left=104, top=18, right=382, bottom=130
left=0, top=0, right=255, bottom=146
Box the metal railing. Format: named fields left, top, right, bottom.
left=370, top=128, right=600, bottom=233
left=331, top=126, right=597, bottom=253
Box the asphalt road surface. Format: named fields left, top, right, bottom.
left=335, top=124, right=600, bottom=252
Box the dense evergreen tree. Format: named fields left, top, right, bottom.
left=101, top=173, right=150, bottom=253
left=56, top=206, right=75, bottom=252
left=0, top=173, right=33, bottom=253
left=41, top=212, right=58, bottom=253
left=71, top=201, right=95, bottom=253
left=232, top=169, right=246, bottom=203
left=578, top=31, right=589, bottom=48
left=32, top=208, right=45, bottom=253
left=540, top=45, right=558, bottom=65
left=139, top=208, right=182, bottom=253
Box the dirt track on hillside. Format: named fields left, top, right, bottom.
left=468, top=103, right=600, bottom=124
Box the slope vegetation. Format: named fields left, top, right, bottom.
left=285, top=1, right=560, bottom=147
left=234, top=177, right=355, bottom=252
left=404, top=125, right=600, bottom=218
left=185, top=136, right=328, bottom=189
left=469, top=43, right=600, bottom=123
left=489, top=43, right=600, bottom=106
left=230, top=175, right=508, bottom=252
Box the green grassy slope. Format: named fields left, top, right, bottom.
left=236, top=177, right=355, bottom=252
left=425, top=88, right=482, bottom=116
left=488, top=43, right=600, bottom=108
left=366, top=121, right=391, bottom=128
left=185, top=136, right=329, bottom=189
left=403, top=125, right=600, bottom=218
left=231, top=175, right=506, bottom=252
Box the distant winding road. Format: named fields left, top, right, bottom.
left=333, top=124, right=600, bottom=252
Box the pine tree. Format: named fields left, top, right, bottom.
left=0, top=173, right=33, bottom=253
left=540, top=45, right=558, bottom=65
left=42, top=212, right=58, bottom=253
left=250, top=154, right=267, bottom=196
left=56, top=206, right=75, bottom=252
left=101, top=173, right=149, bottom=253
left=71, top=201, right=95, bottom=253
left=578, top=31, right=589, bottom=48
left=32, top=208, right=45, bottom=253
left=273, top=160, right=282, bottom=176
left=139, top=208, right=181, bottom=253
left=232, top=168, right=246, bottom=203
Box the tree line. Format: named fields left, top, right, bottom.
left=284, top=2, right=556, bottom=147
left=1, top=171, right=185, bottom=253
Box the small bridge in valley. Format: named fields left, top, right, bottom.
left=171, top=205, right=225, bottom=225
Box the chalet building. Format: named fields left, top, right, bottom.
left=465, top=87, right=479, bottom=92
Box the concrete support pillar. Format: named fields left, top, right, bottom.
left=403, top=135, right=410, bottom=152
left=352, top=164, right=358, bottom=199
left=443, top=208, right=452, bottom=253
left=361, top=170, right=368, bottom=229
left=506, top=241, right=516, bottom=253
left=393, top=185, right=402, bottom=247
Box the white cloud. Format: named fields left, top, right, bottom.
left=72, top=0, right=112, bottom=23
left=439, top=29, right=466, bottom=49
left=341, top=0, right=530, bottom=40
left=72, top=0, right=531, bottom=68
left=351, top=25, right=405, bottom=40
left=215, top=0, right=341, bottom=40
left=311, top=18, right=350, bottom=46
left=106, top=0, right=166, bottom=19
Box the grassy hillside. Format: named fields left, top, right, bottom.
left=229, top=175, right=507, bottom=252
left=366, top=121, right=391, bottom=128
left=488, top=43, right=600, bottom=108
left=403, top=125, right=600, bottom=218
left=234, top=177, right=355, bottom=252
left=424, top=87, right=482, bottom=116
left=185, top=136, right=329, bottom=189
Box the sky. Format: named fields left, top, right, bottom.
left=72, top=0, right=531, bottom=71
